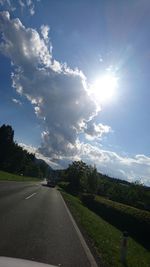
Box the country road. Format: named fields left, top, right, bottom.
left=0, top=181, right=91, bottom=267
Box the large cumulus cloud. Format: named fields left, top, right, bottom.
left=0, top=11, right=104, bottom=158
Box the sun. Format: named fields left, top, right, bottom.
left=91, top=73, right=118, bottom=103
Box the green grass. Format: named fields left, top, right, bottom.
left=61, top=191, right=150, bottom=267
left=0, top=170, right=41, bottom=182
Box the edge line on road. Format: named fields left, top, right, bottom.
left=59, top=191, right=98, bottom=267
left=25, top=192, right=37, bottom=200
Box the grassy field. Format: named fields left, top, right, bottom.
left=61, top=190, right=150, bottom=267
left=0, top=170, right=41, bottom=182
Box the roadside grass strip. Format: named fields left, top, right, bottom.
left=61, top=191, right=150, bottom=267
left=0, top=170, right=41, bottom=182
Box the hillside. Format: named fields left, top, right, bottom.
left=0, top=124, right=52, bottom=179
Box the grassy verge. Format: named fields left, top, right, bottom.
left=0, top=170, right=41, bottom=182
left=61, top=190, right=150, bottom=267
left=85, top=195, right=150, bottom=249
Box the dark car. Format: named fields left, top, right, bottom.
left=47, top=180, right=56, bottom=187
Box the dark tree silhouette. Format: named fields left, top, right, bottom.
left=0, top=124, right=51, bottom=179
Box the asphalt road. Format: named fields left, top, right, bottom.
left=0, top=181, right=91, bottom=267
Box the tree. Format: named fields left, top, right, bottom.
left=66, top=161, right=89, bottom=192
left=65, top=161, right=98, bottom=194
left=86, top=166, right=98, bottom=194
left=0, top=124, right=14, bottom=170
left=0, top=124, right=51, bottom=178
left=0, top=124, right=14, bottom=145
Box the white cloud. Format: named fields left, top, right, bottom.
left=19, top=142, right=61, bottom=169
left=26, top=0, right=35, bottom=16
left=59, top=142, right=150, bottom=186
left=0, top=0, right=39, bottom=16
left=1, top=12, right=150, bottom=186
left=0, top=12, right=99, bottom=158
left=0, top=0, right=16, bottom=11
left=12, top=98, right=22, bottom=105
left=18, top=0, right=25, bottom=8
left=84, top=122, right=111, bottom=140
left=40, top=25, right=50, bottom=41
left=19, top=142, right=37, bottom=154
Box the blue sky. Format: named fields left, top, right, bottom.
left=0, top=0, right=150, bottom=185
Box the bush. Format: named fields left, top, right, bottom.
left=88, top=195, right=150, bottom=249
left=80, top=193, right=95, bottom=205
left=58, top=181, right=70, bottom=191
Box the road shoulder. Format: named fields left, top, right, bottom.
left=59, top=190, right=103, bottom=267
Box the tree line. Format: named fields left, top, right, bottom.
left=0, top=124, right=51, bottom=178
left=58, top=160, right=150, bottom=211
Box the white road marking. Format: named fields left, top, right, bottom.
left=25, top=192, right=37, bottom=200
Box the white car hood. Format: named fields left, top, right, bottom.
left=0, top=257, right=57, bottom=267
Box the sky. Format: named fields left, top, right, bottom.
left=0, top=0, right=150, bottom=185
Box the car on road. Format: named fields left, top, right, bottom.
left=47, top=180, right=56, bottom=187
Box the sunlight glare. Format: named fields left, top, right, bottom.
left=91, top=73, right=118, bottom=103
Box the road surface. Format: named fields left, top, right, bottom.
left=0, top=181, right=91, bottom=267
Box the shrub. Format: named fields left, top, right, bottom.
left=90, top=195, right=150, bottom=249
left=80, top=193, right=95, bottom=205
